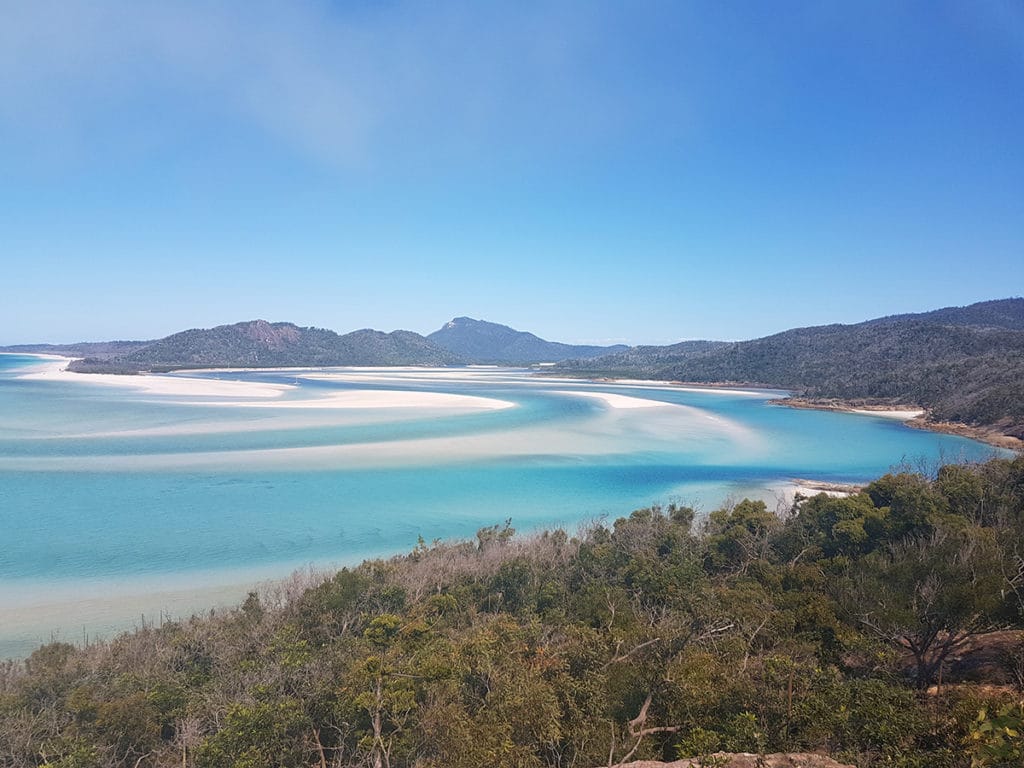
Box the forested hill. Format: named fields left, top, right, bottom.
left=2, top=455, right=1022, bottom=767
left=864, top=297, right=1024, bottom=330
left=0, top=340, right=152, bottom=358
left=427, top=316, right=628, bottom=363
left=63, top=320, right=463, bottom=372
left=6, top=317, right=629, bottom=371
left=556, top=298, right=1024, bottom=437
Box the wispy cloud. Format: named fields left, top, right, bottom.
left=0, top=1, right=646, bottom=169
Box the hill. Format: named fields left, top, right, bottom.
left=865, top=296, right=1024, bottom=330
left=0, top=340, right=152, bottom=358
left=64, top=320, right=463, bottom=372
left=556, top=298, right=1024, bottom=438
left=427, top=316, right=628, bottom=364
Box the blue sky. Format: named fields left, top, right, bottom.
left=1, top=1, right=1022, bottom=345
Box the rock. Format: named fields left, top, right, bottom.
left=613, top=754, right=855, bottom=768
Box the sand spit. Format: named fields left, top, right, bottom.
left=166, top=390, right=514, bottom=411
left=21, top=360, right=293, bottom=399
left=611, top=379, right=775, bottom=397
left=789, top=478, right=861, bottom=497
left=555, top=390, right=674, bottom=409
left=19, top=362, right=514, bottom=411
left=850, top=407, right=925, bottom=420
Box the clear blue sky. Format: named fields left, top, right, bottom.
left=2, top=1, right=1022, bottom=345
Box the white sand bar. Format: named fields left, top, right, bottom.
left=172, top=390, right=514, bottom=410
left=20, top=363, right=513, bottom=410
left=22, top=361, right=293, bottom=399
left=851, top=408, right=925, bottom=420
left=610, top=379, right=773, bottom=397
left=557, top=390, right=672, bottom=409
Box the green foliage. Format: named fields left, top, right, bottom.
left=968, top=703, right=1024, bottom=767
left=67, top=320, right=466, bottom=372
left=676, top=726, right=722, bottom=759
left=38, top=739, right=104, bottom=768
left=194, top=699, right=309, bottom=768
left=705, top=499, right=777, bottom=570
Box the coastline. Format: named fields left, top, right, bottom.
left=777, top=397, right=1022, bottom=452
left=19, top=357, right=1020, bottom=450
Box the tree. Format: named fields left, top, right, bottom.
left=841, top=527, right=1007, bottom=688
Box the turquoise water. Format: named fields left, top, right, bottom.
left=0, top=355, right=1006, bottom=657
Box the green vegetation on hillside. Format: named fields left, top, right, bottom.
left=2, top=456, right=1023, bottom=768
left=556, top=299, right=1024, bottom=437
left=64, top=321, right=462, bottom=373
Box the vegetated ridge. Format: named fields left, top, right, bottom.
left=1, top=317, right=629, bottom=372
left=1, top=455, right=1022, bottom=767
left=0, top=340, right=153, bottom=358
left=556, top=298, right=1024, bottom=440
left=58, top=320, right=463, bottom=372
left=427, top=316, right=629, bottom=364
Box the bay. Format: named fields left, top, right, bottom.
left=0, top=354, right=1004, bottom=658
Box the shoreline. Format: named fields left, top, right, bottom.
left=13, top=356, right=1019, bottom=450
left=777, top=397, right=1022, bottom=451
left=789, top=478, right=862, bottom=496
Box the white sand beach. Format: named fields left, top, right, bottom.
left=850, top=408, right=925, bottom=420
left=609, top=379, right=773, bottom=397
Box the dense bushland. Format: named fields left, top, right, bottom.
left=2, top=456, right=1024, bottom=768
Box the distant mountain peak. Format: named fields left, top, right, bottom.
left=428, top=317, right=628, bottom=364
left=234, top=319, right=301, bottom=348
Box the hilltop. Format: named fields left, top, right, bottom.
left=427, top=316, right=628, bottom=364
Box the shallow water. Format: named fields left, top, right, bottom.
left=0, top=355, right=1004, bottom=657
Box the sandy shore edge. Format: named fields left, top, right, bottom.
left=776, top=397, right=1022, bottom=451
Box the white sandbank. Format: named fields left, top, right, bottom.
left=850, top=408, right=925, bottom=421
left=0, top=400, right=761, bottom=474
left=171, top=389, right=514, bottom=410
left=21, top=360, right=293, bottom=399
left=19, top=361, right=513, bottom=411
left=788, top=483, right=852, bottom=498
left=756, top=481, right=853, bottom=514
left=609, top=379, right=775, bottom=397
left=555, top=390, right=673, bottom=409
